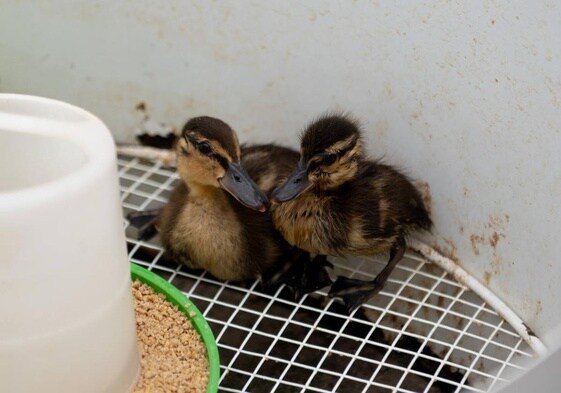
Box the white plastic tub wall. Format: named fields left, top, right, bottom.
left=1, top=0, right=560, bottom=372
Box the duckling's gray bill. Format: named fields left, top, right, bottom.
left=219, top=162, right=269, bottom=212
left=271, top=160, right=311, bottom=203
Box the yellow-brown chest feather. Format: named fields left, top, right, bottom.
left=171, top=191, right=245, bottom=280
left=272, top=194, right=332, bottom=255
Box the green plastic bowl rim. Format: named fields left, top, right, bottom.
left=130, top=263, right=220, bottom=393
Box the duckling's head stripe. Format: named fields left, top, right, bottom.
left=182, top=116, right=241, bottom=162
left=301, top=114, right=361, bottom=160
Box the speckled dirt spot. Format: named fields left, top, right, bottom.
left=469, top=214, right=509, bottom=256
left=489, top=232, right=501, bottom=247
left=483, top=271, right=492, bottom=286
left=470, top=234, right=485, bottom=256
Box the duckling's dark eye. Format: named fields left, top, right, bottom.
left=322, top=153, right=337, bottom=165
left=197, top=142, right=213, bottom=156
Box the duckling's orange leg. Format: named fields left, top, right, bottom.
left=329, top=240, right=406, bottom=314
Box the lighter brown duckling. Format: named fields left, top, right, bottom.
left=271, top=114, right=432, bottom=313
left=158, top=116, right=293, bottom=282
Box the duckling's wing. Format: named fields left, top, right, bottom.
left=350, top=162, right=432, bottom=238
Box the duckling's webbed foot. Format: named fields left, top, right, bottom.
left=328, top=278, right=380, bottom=314
left=287, top=254, right=333, bottom=300
left=329, top=241, right=406, bottom=314
left=300, top=254, right=333, bottom=294
left=261, top=247, right=306, bottom=290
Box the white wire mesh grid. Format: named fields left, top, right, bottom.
left=118, top=155, right=535, bottom=393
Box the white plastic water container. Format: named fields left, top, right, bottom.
left=0, top=95, right=140, bottom=392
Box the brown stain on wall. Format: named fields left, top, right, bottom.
left=483, top=271, right=492, bottom=286
left=471, top=213, right=509, bottom=284
left=470, top=234, right=485, bottom=255
left=489, top=232, right=501, bottom=247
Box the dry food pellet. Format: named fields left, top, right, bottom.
left=132, top=280, right=209, bottom=393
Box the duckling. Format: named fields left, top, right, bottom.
left=271, top=114, right=432, bottom=313
left=158, top=116, right=305, bottom=282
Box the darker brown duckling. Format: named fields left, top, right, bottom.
left=271, top=114, right=432, bottom=313
left=157, top=116, right=299, bottom=282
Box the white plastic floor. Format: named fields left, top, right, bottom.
left=118, top=155, right=535, bottom=393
